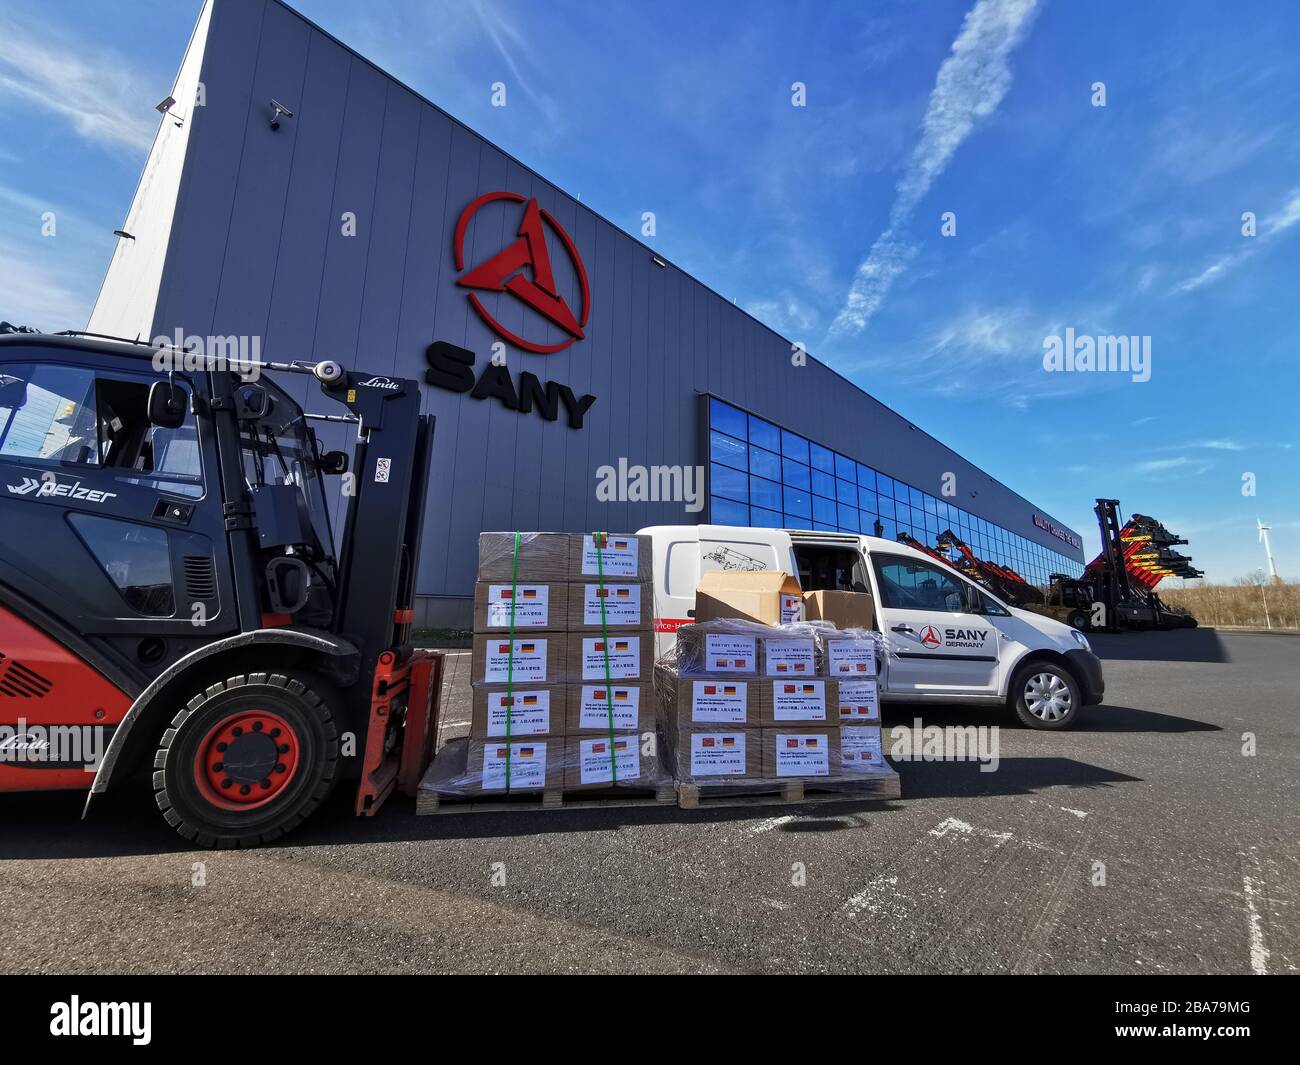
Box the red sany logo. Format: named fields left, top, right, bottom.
left=919, top=625, right=942, bottom=648
left=453, top=191, right=591, bottom=354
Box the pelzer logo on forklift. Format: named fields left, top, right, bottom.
left=6, top=476, right=117, bottom=503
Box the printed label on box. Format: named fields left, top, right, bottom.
left=485, top=689, right=551, bottom=736
left=771, top=679, right=830, bottom=722
left=827, top=638, right=877, bottom=677
left=780, top=593, right=804, bottom=624
left=485, top=584, right=551, bottom=627
left=578, top=685, right=641, bottom=729
left=481, top=741, right=548, bottom=790
left=703, top=634, right=756, bottom=673
left=689, top=732, right=747, bottom=776
left=580, top=534, right=639, bottom=577
left=583, top=583, right=642, bottom=625
left=774, top=733, right=831, bottom=777
left=838, top=679, right=880, bottom=722
left=580, top=637, right=642, bottom=680
left=764, top=638, right=815, bottom=676
left=690, top=680, right=750, bottom=724
left=841, top=726, right=884, bottom=768
left=578, top=735, right=642, bottom=785
left=483, top=639, right=548, bottom=683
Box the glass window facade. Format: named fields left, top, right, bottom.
left=706, top=397, right=1083, bottom=588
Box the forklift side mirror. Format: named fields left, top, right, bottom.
left=317, top=450, right=348, bottom=475
left=147, top=380, right=187, bottom=429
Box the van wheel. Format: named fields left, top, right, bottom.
left=153, top=672, right=341, bottom=847
left=1009, top=661, right=1081, bottom=730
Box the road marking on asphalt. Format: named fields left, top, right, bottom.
left=1240, top=849, right=1271, bottom=975
left=1059, top=807, right=1088, bottom=819
left=842, top=875, right=900, bottom=919
left=930, top=817, right=1012, bottom=845
left=749, top=815, right=796, bottom=834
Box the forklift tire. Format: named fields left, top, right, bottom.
left=1066, top=610, right=1090, bottom=632
left=1009, top=660, right=1082, bottom=730
left=153, top=672, right=341, bottom=847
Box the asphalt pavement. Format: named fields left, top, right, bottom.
left=1, top=628, right=1295, bottom=974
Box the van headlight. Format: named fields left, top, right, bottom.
left=1071, top=629, right=1091, bottom=652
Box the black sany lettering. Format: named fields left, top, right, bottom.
left=424, top=341, right=597, bottom=428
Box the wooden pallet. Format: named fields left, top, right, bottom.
left=676, top=773, right=900, bottom=810
left=417, top=783, right=678, bottom=816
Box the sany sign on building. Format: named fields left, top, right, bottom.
left=424, top=192, right=596, bottom=428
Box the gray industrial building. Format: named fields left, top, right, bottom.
left=89, top=0, right=1084, bottom=625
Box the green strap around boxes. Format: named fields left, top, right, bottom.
left=593, top=531, right=619, bottom=785
left=503, top=530, right=521, bottom=792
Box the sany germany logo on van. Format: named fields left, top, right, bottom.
left=919, top=625, right=942, bottom=648
left=6, top=476, right=117, bottom=503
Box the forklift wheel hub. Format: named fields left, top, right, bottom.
left=194, top=710, right=301, bottom=809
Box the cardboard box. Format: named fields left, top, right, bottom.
left=567, top=681, right=654, bottom=734
left=566, top=580, right=651, bottom=630
left=672, top=726, right=762, bottom=783
left=471, top=634, right=566, bottom=685
left=836, top=679, right=880, bottom=724
left=465, top=738, right=563, bottom=794
left=762, top=634, right=820, bottom=677
left=676, top=624, right=761, bottom=675
left=472, top=581, right=568, bottom=632
left=569, top=532, right=651, bottom=582
left=823, top=634, right=879, bottom=678
left=478, top=531, right=570, bottom=582
left=762, top=728, right=841, bottom=780
left=470, top=684, right=566, bottom=739
left=761, top=677, right=839, bottom=726
left=673, top=675, right=764, bottom=727
left=841, top=725, right=886, bottom=770
left=564, top=733, right=661, bottom=790
left=694, top=570, right=803, bottom=625
left=803, top=589, right=876, bottom=631
left=569, top=632, right=654, bottom=682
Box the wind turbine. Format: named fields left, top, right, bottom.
left=1257, top=518, right=1279, bottom=583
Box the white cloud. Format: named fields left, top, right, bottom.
left=1134, top=456, right=1213, bottom=477
left=0, top=14, right=156, bottom=153
left=1173, top=186, right=1300, bottom=294
left=829, top=0, right=1041, bottom=337
left=746, top=293, right=819, bottom=335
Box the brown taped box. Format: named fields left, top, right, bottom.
left=471, top=633, right=567, bottom=686
left=675, top=623, right=761, bottom=675
left=472, top=581, right=569, bottom=632
left=563, top=733, right=661, bottom=790
left=823, top=634, right=879, bottom=679
left=760, top=677, right=840, bottom=726
left=568, top=631, right=655, bottom=683
left=672, top=675, right=764, bottom=728
left=761, top=633, right=822, bottom=677
left=569, top=532, right=652, bottom=582
left=470, top=683, right=567, bottom=740
left=565, top=580, right=651, bottom=631
left=477, top=532, right=571, bottom=583
left=694, top=570, right=803, bottom=625
left=672, top=725, right=763, bottom=783
left=803, top=589, right=876, bottom=631
left=761, top=728, right=842, bottom=781
left=566, top=681, right=654, bottom=734
left=464, top=738, right=564, bottom=794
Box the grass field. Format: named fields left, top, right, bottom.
left=1159, top=579, right=1300, bottom=629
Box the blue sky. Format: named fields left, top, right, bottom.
left=0, top=0, right=1296, bottom=581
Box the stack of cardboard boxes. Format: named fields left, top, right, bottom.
left=464, top=531, right=660, bottom=795
left=660, top=576, right=888, bottom=787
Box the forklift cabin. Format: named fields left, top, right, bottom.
left=0, top=332, right=438, bottom=846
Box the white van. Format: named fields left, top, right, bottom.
left=639, top=525, right=1104, bottom=730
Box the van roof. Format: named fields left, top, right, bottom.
left=636, top=524, right=937, bottom=564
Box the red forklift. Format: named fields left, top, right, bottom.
left=0, top=327, right=440, bottom=846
